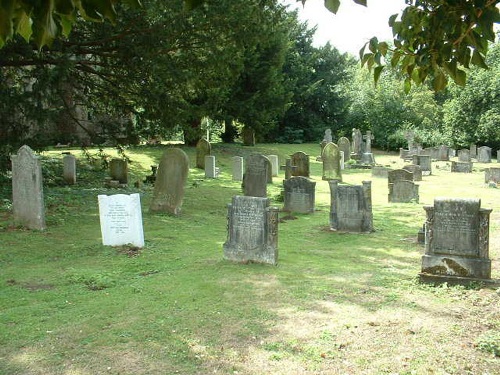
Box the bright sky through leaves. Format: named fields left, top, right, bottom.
left=282, top=0, right=407, bottom=55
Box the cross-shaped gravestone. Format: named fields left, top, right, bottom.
left=280, top=159, right=298, bottom=180
left=363, top=131, right=375, bottom=153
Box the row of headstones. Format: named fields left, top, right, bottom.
left=400, top=142, right=498, bottom=164
left=320, top=128, right=375, bottom=165
left=12, top=145, right=493, bottom=283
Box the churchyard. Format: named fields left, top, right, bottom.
left=0, top=142, right=499, bottom=374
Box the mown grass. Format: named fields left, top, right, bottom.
left=0, top=143, right=499, bottom=374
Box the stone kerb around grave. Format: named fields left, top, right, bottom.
left=421, top=198, right=492, bottom=281
left=223, top=195, right=279, bottom=265
left=150, top=148, right=189, bottom=215
left=11, top=145, right=46, bottom=230
left=329, top=180, right=373, bottom=233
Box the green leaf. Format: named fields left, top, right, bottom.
left=368, top=37, right=378, bottom=53
left=378, top=41, right=388, bottom=56
left=388, top=13, right=398, bottom=27
left=54, top=0, right=75, bottom=15
left=390, top=51, right=401, bottom=68
left=324, top=0, right=340, bottom=14
left=15, top=11, right=32, bottom=42
left=360, top=52, right=373, bottom=68
left=0, top=0, right=16, bottom=46
left=32, top=0, right=59, bottom=47
left=359, top=42, right=367, bottom=61
left=183, top=0, right=205, bottom=11
left=433, top=70, right=447, bottom=92
left=403, top=78, right=412, bottom=94
left=353, top=0, right=367, bottom=6
left=454, top=69, right=466, bottom=86
left=373, top=65, right=384, bottom=85
left=471, top=50, right=488, bottom=69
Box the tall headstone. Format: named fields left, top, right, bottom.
left=63, top=154, right=76, bottom=185
left=412, top=154, right=432, bottom=175
left=322, top=142, right=342, bottom=181
left=485, top=167, right=500, bottom=183
left=150, top=148, right=189, bottom=215
left=421, top=198, right=492, bottom=280
left=388, top=180, right=419, bottom=203
left=329, top=180, right=373, bottom=233
left=470, top=144, right=477, bottom=158
left=338, top=137, right=351, bottom=162
left=196, top=138, right=211, bottom=169
left=242, top=127, right=255, bottom=146
left=323, top=129, right=333, bottom=143
left=232, top=156, right=244, bottom=181
left=477, top=146, right=492, bottom=163
left=457, top=149, right=471, bottom=162
left=363, top=131, right=374, bottom=153
left=290, top=151, right=310, bottom=178
left=243, top=154, right=269, bottom=197
left=351, top=128, right=363, bottom=160
left=223, top=196, right=279, bottom=265
left=205, top=155, right=217, bottom=178
left=267, top=155, right=279, bottom=177
left=98, top=193, right=145, bottom=248
left=403, top=164, right=422, bottom=181
left=11, top=145, right=46, bottom=230
left=283, top=176, right=316, bottom=214
left=109, top=158, right=128, bottom=184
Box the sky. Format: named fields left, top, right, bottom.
left=281, top=0, right=408, bottom=56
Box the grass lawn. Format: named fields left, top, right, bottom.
left=0, top=143, right=499, bottom=375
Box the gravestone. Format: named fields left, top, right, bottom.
left=242, top=127, right=255, bottom=146
left=280, top=159, right=297, bottom=180
left=403, top=164, right=422, bottom=181
left=232, top=156, right=244, bottom=181
left=470, top=144, right=477, bottom=158
left=290, top=151, right=310, bottom=178
left=372, top=166, right=392, bottom=178
left=485, top=167, right=500, bottom=183
left=283, top=176, right=316, bottom=214
left=412, top=154, right=432, bottom=175
left=399, top=148, right=411, bottom=160
left=267, top=155, right=279, bottom=177
left=223, top=196, right=279, bottom=265
left=389, top=180, right=419, bottom=203
left=63, top=154, right=76, bottom=185
left=388, top=169, right=414, bottom=184
left=265, top=157, right=273, bottom=184
left=109, top=158, right=128, bottom=184
left=451, top=161, right=473, bottom=173
left=477, top=146, right=492, bottom=163
left=405, top=130, right=416, bottom=150
left=351, top=128, right=363, bottom=160
left=421, top=198, right=492, bottom=280
left=322, top=142, right=342, bottom=181
left=457, top=149, right=471, bottom=162
left=205, top=155, right=217, bottom=178
left=329, top=180, right=373, bottom=232
left=497, top=150, right=500, bottom=163
left=340, top=151, right=345, bottom=170
left=150, top=148, right=189, bottom=215
left=196, top=138, right=211, bottom=169
left=437, top=145, right=450, bottom=161
left=98, top=193, right=145, bottom=247
left=338, top=137, right=351, bottom=162
left=363, top=131, right=374, bottom=153
left=11, top=145, right=46, bottom=230
left=323, top=129, right=333, bottom=143
left=243, top=154, right=269, bottom=197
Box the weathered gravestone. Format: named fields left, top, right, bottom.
left=323, top=128, right=333, bottom=143
left=372, top=166, right=392, bottom=178
left=196, top=138, right=211, bottom=169
left=388, top=169, right=414, bottom=184
left=437, top=145, right=450, bottom=161
left=290, top=151, right=310, bottom=178
left=205, top=155, right=217, bottom=178
left=223, top=196, right=279, bottom=265
left=232, top=156, right=244, bottom=181
left=267, top=155, right=279, bottom=177
left=412, top=154, right=432, bottom=175
left=322, top=142, right=342, bottom=181
left=329, top=180, right=373, bottom=232
left=63, top=154, right=76, bottom=185
left=403, top=164, right=422, bottom=181
left=470, top=143, right=477, bottom=158
left=361, top=131, right=375, bottom=164
left=458, top=149, right=471, bottom=162
left=11, top=145, right=46, bottom=230
left=421, top=198, right=492, bottom=281
left=451, top=161, right=473, bottom=173
left=477, top=146, right=492, bottom=163
left=389, top=180, right=419, bottom=203
left=150, top=148, right=189, bottom=215
left=351, top=128, right=363, bottom=160
left=242, top=127, right=255, bottom=146
left=109, top=158, right=128, bottom=184
left=283, top=176, right=316, bottom=214
left=98, top=193, right=145, bottom=247
left=280, top=159, right=298, bottom=180
left=485, top=167, right=500, bottom=183
left=243, top=154, right=269, bottom=197
left=338, top=137, right=351, bottom=162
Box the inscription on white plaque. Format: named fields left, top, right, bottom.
left=98, top=193, right=145, bottom=247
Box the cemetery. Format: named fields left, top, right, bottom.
left=0, top=142, right=499, bottom=375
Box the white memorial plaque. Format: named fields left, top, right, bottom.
left=98, top=193, right=145, bottom=247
